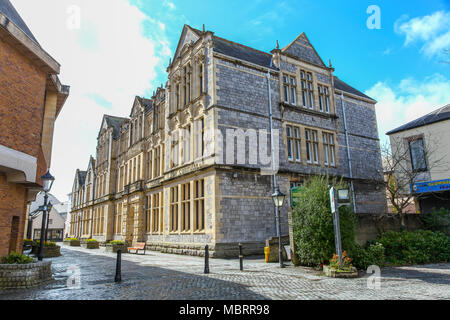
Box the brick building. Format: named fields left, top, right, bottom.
left=68, top=25, right=384, bottom=257
left=0, top=0, right=69, bottom=256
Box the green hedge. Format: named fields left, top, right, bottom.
left=377, top=230, right=450, bottom=265
left=34, top=240, right=56, bottom=247
left=421, top=208, right=450, bottom=237
left=1, top=252, right=35, bottom=264
left=85, top=239, right=98, bottom=243
left=109, top=240, right=125, bottom=245
left=292, top=175, right=356, bottom=267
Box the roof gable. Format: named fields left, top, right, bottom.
left=173, top=25, right=201, bottom=62
left=282, top=33, right=326, bottom=68
left=99, top=114, right=128, bottom=139
left=0, top=0, right=39, bottom=45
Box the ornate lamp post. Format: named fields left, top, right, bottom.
left=272, top=187, right=286, bottom=268
left=38, top=170, right=55, bottom=261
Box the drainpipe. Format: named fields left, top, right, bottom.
left=341, top=93, right=357, bottom=213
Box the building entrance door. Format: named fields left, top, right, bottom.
left=8, top=216, right=20, bottom=254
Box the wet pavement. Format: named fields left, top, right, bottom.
left=0, top=244, right=449, bottom=300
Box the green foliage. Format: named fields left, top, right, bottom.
left=109, top=240, right=125, bottom=245
left=292, top=175, right=356, bottom=267
left=64, top=238, right=79, bottom=241
left=85, top=239, right=98, bottom=243
left=421, top=208, right=450, bottom=236
left=378, top=230, right=450, bottom=265
left=349, top=242, right=385, bottom=270
left=1, top=252, right=35, bottom=264
left=23, top=239, right=33, bottom=246
left=34, top=240, right=56, bottom=247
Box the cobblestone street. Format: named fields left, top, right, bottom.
left=1, top=244, right=449, bottom=300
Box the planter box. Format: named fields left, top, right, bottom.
left=105, top=244, right=127, bottom=253
left=323, top=265, right=359, bottom=278
left=82, top=242, right=99, bottom=249
left=0, top=261, right=52, bottom=289
left=31, top=245, right=61, bottom=258
left=64, top=240, right=80, bottom=247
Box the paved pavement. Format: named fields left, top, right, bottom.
left=1, top=244, right=449, bottom=300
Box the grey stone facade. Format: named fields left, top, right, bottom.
left=68, top=25, right=385, bottom=258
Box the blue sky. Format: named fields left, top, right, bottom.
left=132, top=0, right=449, bottom=93
left=11, top=0, right=450, bottom=201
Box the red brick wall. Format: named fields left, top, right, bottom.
left=0, top=37, right=47, bottom=159
left=0, top=173, right=26, bottom=256
left=0, top=38, right=48, bottom=257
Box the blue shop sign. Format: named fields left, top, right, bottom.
left=412, top=179, right=450, bottom=194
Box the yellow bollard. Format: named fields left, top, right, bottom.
left=264, top=246, right=270, bottom=263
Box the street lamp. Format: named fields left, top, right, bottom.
left=38, top=170, right=55, bottom=261
left=272, top=188, right=286, bottom=268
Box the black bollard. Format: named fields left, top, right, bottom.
left=239, top=243, right=244, bottom=271
left=115, top=248, right=122, bottom=283
left=204, top=245, right=210, bottom=274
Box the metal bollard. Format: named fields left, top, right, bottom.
left=204, top=245, right=210, bottom=274
left=115, top=248, right=122, bottom=283
left=239, top=243, right=244, bottom=271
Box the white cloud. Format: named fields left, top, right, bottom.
left=395, top=11, right=450, bottom=57
left=366, top=74, right=450, bottom=144
left=10, top=0, right=172, bottom=201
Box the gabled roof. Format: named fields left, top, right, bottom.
left=101, top=114, right=128, bottom=139
left=172, top=25, right=202, bottom=62
left=281, top=32, right=326, bottom=68
left=334, top=76, right=375, bottom=101
left=0, top=0, right=39, bottom=45
left=387, top=104, right=450, bottom=135
left=212, top=35, right=278, bottom=70
left=136, top=96, right=153, bottom=115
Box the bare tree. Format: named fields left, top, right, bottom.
left=379, top=134, right=449, bottom=227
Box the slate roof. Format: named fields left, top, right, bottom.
left=0, top=0, right=40, bottom=45
left=212, top=36, right=278, bottom=70
left=104, top=115, right=128, bottom=139
left=387, top=104, right=450, bottom=135
left=334, top=76, right=374, bottom=101
left=137, top=96, right=153, bottom=114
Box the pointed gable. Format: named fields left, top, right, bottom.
left=130, top=96, right=152, bottom=117
left=173, top=25, right=201, bottom=61
left=282, top=33, right=326, bottom=68
left=99, top=114, right=128, bottom=139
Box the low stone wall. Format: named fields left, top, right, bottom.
left=31, top=245, right=61, bottom=258
left=105, top=244, right=127, bottom=253
left=145, top=241, right=265, bottom=258
left=81, top=242, right=99, bottom=249
left=356, top=213, right=424, bottom=246
left=63, top=240, right=80, bottom=247
left=0, top=261, right=52, bottom=289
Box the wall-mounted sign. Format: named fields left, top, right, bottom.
left=412, top=179, right=450, bottom=194
left=290, top=186, right=303, bottom=207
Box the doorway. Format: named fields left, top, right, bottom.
left=8, top=216, right=20, bottom=254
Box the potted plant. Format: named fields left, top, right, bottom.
left=82, top=239, right=99, bottom=249
left=31, top=240, right=61, bottom=258
left=0, top=252, right=52, bottom=289
left=63, top=237, right=80, bottom=246
left=323, top=251, right=359, bottom=278
left=105, top=240, right=127, bottom=253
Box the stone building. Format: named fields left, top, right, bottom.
left=68, top=25, right=385, bottom=257
left=0, top=0, right=69, bottom=257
